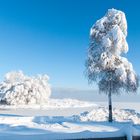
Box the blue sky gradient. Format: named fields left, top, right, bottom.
left=0, top=0, right=139, bottom=89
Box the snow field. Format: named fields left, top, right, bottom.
left=0, top=105, right=140, bottom=140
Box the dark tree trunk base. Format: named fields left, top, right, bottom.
left=133, top=136, right=140, bottom=140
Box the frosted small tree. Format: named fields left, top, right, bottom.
left=0, top=71, right=51, bottom=105
left=86, top=9, right=139, bottom=122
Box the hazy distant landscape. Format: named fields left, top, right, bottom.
left=52, top=87, right=140, bottom=102
left=51, top=87, right=140, bottom=114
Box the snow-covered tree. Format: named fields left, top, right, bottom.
left=86, top=9, right=139, bottom=122
left=0, top=71, right=51, bottom=105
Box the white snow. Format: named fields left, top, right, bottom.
left=74, top=107, right=140, bottom=125
left=0, top=98, right=96, bottom=109
left=0, top=102, right=140, bottom=140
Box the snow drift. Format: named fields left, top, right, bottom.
left=73, top=107, right=140, bottom=125
left=0, top=111, right=139, bottom=140
left=0, top=71, right=51, bottom=105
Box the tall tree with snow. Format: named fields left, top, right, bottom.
left=86, top=9, right=139, bottom=122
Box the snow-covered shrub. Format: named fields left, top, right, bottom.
left=0, top=71, right=51, bottom=105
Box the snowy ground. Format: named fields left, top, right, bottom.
left=0, top=114, right=136, bottom=140
left=0, top=99, right=140, bottom=140
left=0, top=99, right=96, bottom=116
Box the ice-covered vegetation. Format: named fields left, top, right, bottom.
left=74, top=107, right=140, bottom=125
left=86, top=8, right=139, bottom=122
left=86, top=8, right=139, bottom=93
left=0, top=71, right=51, bottom=105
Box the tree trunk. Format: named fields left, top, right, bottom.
left=108, top=80, right=113, bottom=122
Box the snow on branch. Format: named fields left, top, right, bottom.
left=0, top=71, right=51, bottom=105
left=86, top=8, right=139, bottom=93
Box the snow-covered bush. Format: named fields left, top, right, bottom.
left=0, top=71, right=51, bottom=105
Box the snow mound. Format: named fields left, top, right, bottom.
left=0, top=71, right=51, bottom=105
left=73, top=107, right=140, bottom=125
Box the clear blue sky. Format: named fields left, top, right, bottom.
left=0, top=0, right=139, bottom=89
